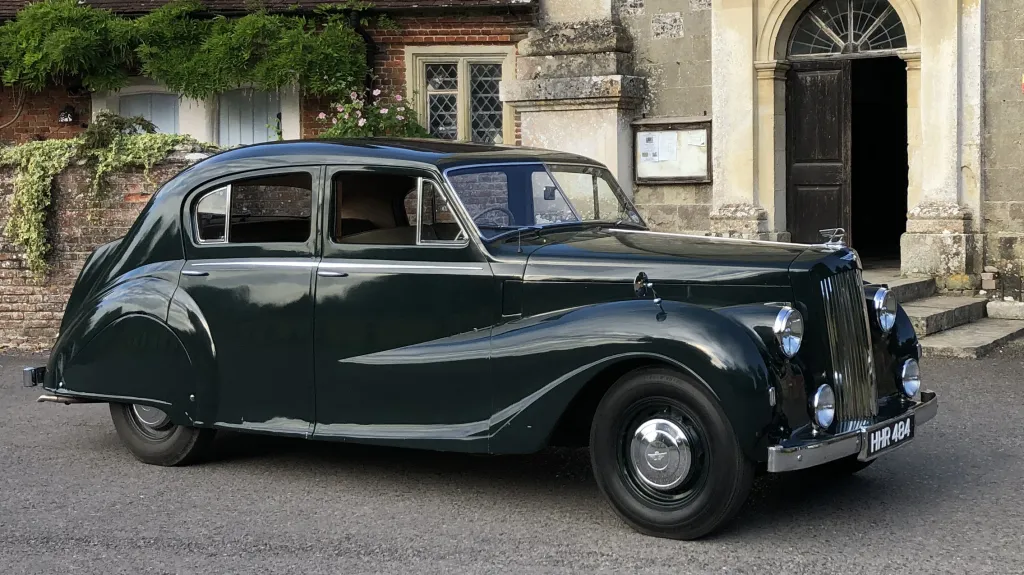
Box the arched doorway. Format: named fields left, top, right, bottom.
left=784, top=0, right=909, bottom=263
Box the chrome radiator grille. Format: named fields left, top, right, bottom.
left=820, top=270, right=877, bottom=432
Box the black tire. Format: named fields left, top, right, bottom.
left=814, top=454, right=875, bottom=476
left=590, top=367, right=755, bottom=540
left=109, top=403, right=215, bottom=466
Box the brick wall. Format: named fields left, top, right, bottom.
left=301, top=10, right=532, bottom=140
left=0, top=159, right=190, bottom=350
left=0, top=85, right=91, bottom=144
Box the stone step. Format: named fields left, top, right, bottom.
left=861, top=271, right=935, bottom=304
left=919, top=318, right=1024, bottom=359
left=901, top=296, right=987, bottom=336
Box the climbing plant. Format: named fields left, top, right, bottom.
left=0, top=0, right=376, bottom=106
left=1, top=113, right=217, bottom=275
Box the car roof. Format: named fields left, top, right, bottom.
left=195, top=138, right=603, bottom=172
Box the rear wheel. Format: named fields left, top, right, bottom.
left=109, top=403, right=214, bottom=466
left=589, top=367, right=754, bottom=540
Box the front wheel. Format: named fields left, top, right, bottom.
left=109, top=403, right=215, bottom=466
left=590, top=368, right=754, bottom=540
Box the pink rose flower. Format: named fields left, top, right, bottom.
left=395, top=94, right=402, bottom=101
left=336, top=105, right=343, bottom=112
left=380, top=108, right=389, bottom=114
left=396, top=115, right=404, bottom=121
left=355, top=110, right=361, bottom=118
left=350, top=91, right=358, bottom=100
left=344, top=114, right=349, bottom=119
left=332, top=118, right=337, bottom=124
left=358, top=118, right=367, bottom=127
left=372, top=89, right=381, bottom=96
left=317, top=112, right=327, bottom=120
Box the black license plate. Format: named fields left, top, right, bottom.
left=865, top=414, right=915, bottom=458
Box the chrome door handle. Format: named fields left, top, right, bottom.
left=317, top=270, right=349, bottom=278
left=182, top=270, right=209, bottom=277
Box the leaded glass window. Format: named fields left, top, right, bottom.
left=417, top=56, right=509, bottom=143
left=789, top=0, right=907, bottom=57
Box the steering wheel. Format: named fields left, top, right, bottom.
left=473, top=206, right=516, bottom=226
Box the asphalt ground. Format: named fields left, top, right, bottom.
left=2, top=349, right=1023, bottom=574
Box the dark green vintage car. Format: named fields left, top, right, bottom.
left=26, top=139, right=937, bottom=539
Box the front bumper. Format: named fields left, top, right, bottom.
left=767, top=390, right=938, bottom=473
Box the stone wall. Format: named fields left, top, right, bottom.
left=619, top=0, right=712, bottom=233
left=0, top=159, right=191, bottom=350
left=982, top=0, right=1024, bottom=276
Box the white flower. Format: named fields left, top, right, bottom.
left=396, top=115, right=404, bottom=121
left=372, top=88, right=381, bottom=96
left=317, top=112, right=327, bottom=120
left=380, top=108, right=389, bottom=114
left=358, top=118, right=367, bottom=127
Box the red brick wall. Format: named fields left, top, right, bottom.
left=301, top=11, right=532, bottom=141
left=0, top=160, right=190, bottom=350
left=0, top=85, right=91, bottom=144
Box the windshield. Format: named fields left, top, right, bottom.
left=444, top=163, right=645, bottom=239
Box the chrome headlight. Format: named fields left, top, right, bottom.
left=901, top=358, right=921, bottom=398
left=812, top=384, right=836, bottom=429
left=773, top=306, right=804, bottom=358
left=873, top=288, right=897, bottom=333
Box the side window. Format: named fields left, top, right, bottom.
left=192, top=173, right=312, bottom=244
left=331, top=172, right=465, bottom=246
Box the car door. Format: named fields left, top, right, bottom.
left=312, top=165, right=500, bottom=450
left=177, top=166, right=323, bottom=436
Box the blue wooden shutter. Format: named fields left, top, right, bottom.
left=218, top=89, right=281, bottom=147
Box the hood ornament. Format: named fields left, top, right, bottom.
left=819, top=228, right=847, bottom=249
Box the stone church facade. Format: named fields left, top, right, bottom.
left=503, top=0, right=1023, bottom=292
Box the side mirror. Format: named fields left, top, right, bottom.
left=543, top=186, right=557, bottom=201
left=634, top=272, right=650, bottom=298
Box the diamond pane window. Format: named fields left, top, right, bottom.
left=470, top=64, right=503, bottom=144
left=428, top=93, right=458, bottom=140
left=789, top=0, right=906, bottom=57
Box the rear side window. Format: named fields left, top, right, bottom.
left=193, top=173, right=313, bottom=244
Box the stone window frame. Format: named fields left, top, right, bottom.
left=91, top=78, right=302, bottom=146
left=404, top=45, right=516, bottom=144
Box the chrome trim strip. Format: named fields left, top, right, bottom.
left=610, top=228, right=815, bottom=249
left=318, top=261, right=485, bottom=271
left=191, top=260, right=316, bottom=269
left=767, top=391, right=937, bottom=473
left=414, top=176, right=471, bottom=248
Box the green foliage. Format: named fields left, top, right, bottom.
left=81, top=110, right=157, bottom=149
left=0, top=0, right=374, bottom=100
left=0, top=114, right=218, bottom=274
left=0, top=0, right=133, bottom=92
left=0, top=139, right=78, bottom=274
left=317, top=88, right=430, bottom=138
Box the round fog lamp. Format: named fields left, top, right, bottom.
left=874, top=288, right=897, bottom=333
left=901, top=359, right=921, bottom=398
left=812, top=384, right=836, bottom=429
left=773, top=306, right=804, bottom=358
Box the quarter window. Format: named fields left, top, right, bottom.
left=193, top=173, right=313, bottom=244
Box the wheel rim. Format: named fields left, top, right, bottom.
left=128, top=405, right=174, bottom=440
left=618, top=398, right=709, bottom=507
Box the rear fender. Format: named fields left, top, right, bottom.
left=487, top=299, right=778, bottom=460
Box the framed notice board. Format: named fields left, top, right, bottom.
left=632, top=117, right=712, bottom=184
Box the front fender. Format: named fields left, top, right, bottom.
left=487, top=299, right=778, bottom=460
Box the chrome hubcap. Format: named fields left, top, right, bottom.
left=132, top=405, right=170, bottom=429
left=629, top=418, right=692, bottom=491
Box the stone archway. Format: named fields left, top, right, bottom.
left=746, top=0, right=923, bottom=248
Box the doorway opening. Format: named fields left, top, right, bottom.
left=850, top=56, right=908, bottom=264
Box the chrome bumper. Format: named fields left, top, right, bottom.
left=767, top=390, right=938, bottom=473
left=23, top=366, right=45, bottom=387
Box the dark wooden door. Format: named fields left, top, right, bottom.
left=786, top=59, right=851, bottom=245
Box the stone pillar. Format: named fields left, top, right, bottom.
left=500, top=20, right=644, bottom=195
left=755, top=60, right=790, bottom=241
left=709, top=0, right=768, bottom=239
left=899, top=0, right=983, bottom=290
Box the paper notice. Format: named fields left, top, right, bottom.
left=685, top=129, right=707, bottom=147
left=658, top=132, right=678, bottom=162
left=639, top=132, right=660, bottom=163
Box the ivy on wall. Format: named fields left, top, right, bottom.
left=1, top=113, right=217, bottom=275
left=0, top=0, right=377, bottom=112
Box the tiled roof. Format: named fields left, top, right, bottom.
left=0, top=0, right=535, bottom=19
